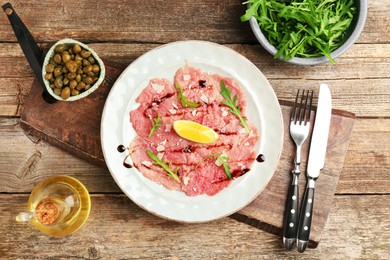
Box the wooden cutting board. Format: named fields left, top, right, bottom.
left=20, top=60, right=355, bottom=248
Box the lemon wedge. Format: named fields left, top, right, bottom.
left=173, top=120, right=219, bottom=144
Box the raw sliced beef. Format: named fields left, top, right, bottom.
left=128, top=64, right=259, bottom=196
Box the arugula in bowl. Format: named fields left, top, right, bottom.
left=241, top=0, right=357, bottom=63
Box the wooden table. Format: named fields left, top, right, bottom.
left=1, top=0, right=389, bottom=258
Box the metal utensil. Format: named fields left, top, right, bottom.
left=297, top=84, right=332, bottom=253
left=283, top=89, right=313, bottom=250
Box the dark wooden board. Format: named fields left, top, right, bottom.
left=19, top=61, right=355, bottom=248
left=20, top=60, right=125, bottom=167
left=231, top=103, right=355, bottom=248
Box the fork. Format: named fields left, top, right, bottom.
left=283, top=89, right=313, bottom=250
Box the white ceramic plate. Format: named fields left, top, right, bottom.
left=101, top=40, right=283, bottom=223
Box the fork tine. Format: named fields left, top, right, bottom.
left=291, top=89, right=300, bottom=123
left=306, top=90, right=314, bottom=125
left=298, top=90, right=307, bottom=124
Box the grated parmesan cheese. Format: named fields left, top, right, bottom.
left=238, top=128, right=247, bottom=135
left=142, top=161, right=152, bottom=167
left=200, top=94, right=208, bottom=104
left=151, top=83, right=164, bottom=94
left=169, top=109, right=177, bottom=115
left=156, top=144, right=165, bottom=152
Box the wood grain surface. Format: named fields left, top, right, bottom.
left=18, top=60, right=355, bottom=248
left=0, top=0, right=389, bottom=258
left=20, top=60, right=124, bottom=168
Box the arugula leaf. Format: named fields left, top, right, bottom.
left=195, top=152, right=232, bottom=180
left=241, top=0, right=356, bottom=62
left=195, top=152, right=220, bottom=169
left=218, top=155, right=232, bottom=180
left=148, top=111, right=162, bottom=138
left=220, top=80, right=249, bottom=132
left=146, top=150, right=180, bottom=182
left=175, top=82, right=200, bottom=108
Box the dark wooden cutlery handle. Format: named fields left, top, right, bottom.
left=297, top=180, right=316, bottom=253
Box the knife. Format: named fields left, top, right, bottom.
left=2, top=2, right=56, bottom=103
left=296, top=84, right=332, bottom=253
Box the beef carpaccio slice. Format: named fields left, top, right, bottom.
left=128, top=65, right=259, bottom=196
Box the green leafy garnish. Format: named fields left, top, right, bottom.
left=240, top=0, right=356, bottom=62
left=218, top=154, right=232, bottom=180
left=195, top=153, right=219, bottom=169
left=148, top=111, right=162, bottom=138
left=195, top=152, right=232, bottom=180
left=220, top=80, right=249, bottom=132
left=146, top=150, right=180, bottom=182
left=175, top=82, right=200, bottom=108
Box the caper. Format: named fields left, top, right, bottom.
left=76, top=81, right=86, bottom=90
left=53, top=88, right=61, bottom=96
left=55, top=44, right=67, bottom=53
left=67, top=72, right=76, bottom=80
left=80, top=49, right=91, bottom=58
left=54, top=67, right=63, bottom=77
left=88, top=56, right=95, bottom=64
left=54, top=77, right=63, bottom=88
left=61, top=87, right=71, bottom=100
left=53, top=53, right=62, bottom=64
left=71, top=89, right=79, bottom=96
left=82, top=59, right=91, bottom=67
left=45, top=64, right=55, bottom=73
left=65, top=60, right=78, bottom=73
left=47, top=42, right=101, bottom=99
left=63, top=77, right=69, bottom=86
left=62, top=52, right=71, bottom=63
left=75, top=54, right=83, bottom=62
left=83, top=76, right=94, bottom=84
left=69, top=80, right=77, bottom=89
left=92, top=64, right=100, bottom=73
left=62, top=66, right=69, bottom=74
left=44, top=73, right=53, bottom=81
left=83, top=65, right=93, bottom=74
left=72, top=44, right=82, bottom=54
left=75, top=74, right=81, bottom=82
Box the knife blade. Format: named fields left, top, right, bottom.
left=296, top=83, right=332, bottom=253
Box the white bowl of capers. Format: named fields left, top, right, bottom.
left=42, top=38, right=105, bottom=101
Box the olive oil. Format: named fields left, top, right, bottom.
left=20, top=175, right=91, bottom=236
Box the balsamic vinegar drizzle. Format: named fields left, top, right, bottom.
left=183, top=146, right=193, bottom=153
left=117, top=144, right=133, bottom=168
left=117, top=150, right=262, bottom=176
left=123, top=155, right=132, bottom=168
left=117, top=145, right=126, bottom=153
left=212, top=154, right=264, bottom=184
left=198, top=80, right=206, bottom=88
left=212, top=168, right=250, bottom=184
left=256, top=154, right=265, bottom=163
left=146, top=93, right=174, bottom=109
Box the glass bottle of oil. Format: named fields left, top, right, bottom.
left=16, top=175, right=91, bottom=236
